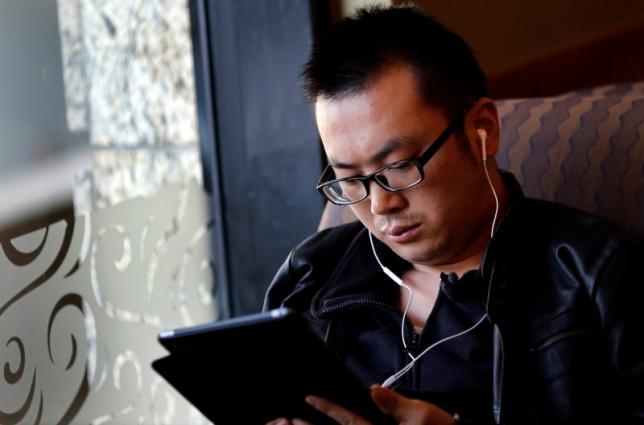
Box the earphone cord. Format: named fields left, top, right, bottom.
left=369, top=232, right=416, bottom=360
left=372, top=154, right=502, bottom=388
left=382, top=314, right=488, bottom=388
left=483, top=158, right=500, bottom=238
left=482, top=156, right=500, bottom=313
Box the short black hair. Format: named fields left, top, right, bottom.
left=302, top=5, right=486, bottom=118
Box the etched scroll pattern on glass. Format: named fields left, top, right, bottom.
left=1, top=181, right=216, bottom=424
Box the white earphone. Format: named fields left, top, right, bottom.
left=369, top=127, right=501, bottom=388
left=477, top=128, right=487, bottom=162
left=369, top=232, right=489, bottom=388
left=477, top=128, right=500, bottom=238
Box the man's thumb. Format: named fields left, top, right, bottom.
left=370, top=385, right=406, bottom=417
left=371, top=385, right=458, bottom=425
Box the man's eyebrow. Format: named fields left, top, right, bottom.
left=327, top=139, right=404, bottom=169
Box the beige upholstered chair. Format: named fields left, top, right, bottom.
left=318, top=82, right=644, bottom=236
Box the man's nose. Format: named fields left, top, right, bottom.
left=369, top=181, right=405, bottom=215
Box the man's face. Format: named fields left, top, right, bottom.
left=315, top=64, right=494, bottom=267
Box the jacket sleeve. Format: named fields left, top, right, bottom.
left=594, top=238, right=644, bottom=423
left=262, top=250, right=299, bottom=311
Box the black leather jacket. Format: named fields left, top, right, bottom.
left=264, top=175, right=644, bottom=424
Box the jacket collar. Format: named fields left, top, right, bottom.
left=479, top=172, right=527, bottom=317
left=480, top=172, right=525, bottom=276
left=311, top=227, right=409, bottom=317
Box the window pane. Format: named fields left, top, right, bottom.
left=0, top=1, right=216, bottom=423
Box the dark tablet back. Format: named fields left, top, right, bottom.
left=152, top=308, right=395, bottom=425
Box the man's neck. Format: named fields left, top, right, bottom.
left=410, top=250, right=484, bottom=279
left=399, top=250, right=484, bottom=330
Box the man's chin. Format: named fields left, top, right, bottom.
left=388, top=243, right=443, bottom=266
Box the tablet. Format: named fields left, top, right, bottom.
left=152, top=308, right=395, bottom=425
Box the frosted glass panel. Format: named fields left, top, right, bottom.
left=0, top=0, right=217, bottom=423
left=1, top=181, right=216, bottom=424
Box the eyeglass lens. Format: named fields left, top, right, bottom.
left=326, top=161, right=422, bottom=203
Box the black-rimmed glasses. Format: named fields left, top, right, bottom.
left=316, top=105, right=470, bottom=205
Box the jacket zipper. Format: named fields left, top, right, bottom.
left=323, top=319, right=333, bottom=343
left=531, top=329, right=591, bottom=352
left=494, top=327, right=505, bottom=425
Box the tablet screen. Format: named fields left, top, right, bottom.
left=152, top=308, right=395, bottom=425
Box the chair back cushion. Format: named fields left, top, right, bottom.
left=319, top=82, right=644, bottom=235
left=496, top=82, right=644, bottom=236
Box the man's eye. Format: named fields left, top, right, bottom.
left=387, top=161, right=413, bottom=171
left=339, top=179, right=362, bottom=187
left=334, top=172, right=355, bottom=180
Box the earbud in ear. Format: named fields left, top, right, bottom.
left=477, top=128, right=487, bottom=162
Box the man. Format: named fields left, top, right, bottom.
left=264, top=5, right=644, bottom=425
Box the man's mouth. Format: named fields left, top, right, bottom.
left=382, top=223, right=421, bottom=243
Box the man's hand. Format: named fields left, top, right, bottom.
left=369, top=385, right=457, bottom=425
left=266, top=385, right=457, bottom=425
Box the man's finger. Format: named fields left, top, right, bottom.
left=370, top=385, right=403, bottom=416
left=265, top=418, right=292, bottom=425
left=305, top=395, right=371, bottom=425
left=370, top=385, right=456, bottom=424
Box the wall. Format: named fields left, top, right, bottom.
left=398, top=0, right=644, bottom=97
left=409, top=0, right=644, bottom=73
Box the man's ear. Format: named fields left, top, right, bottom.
left=465, top=98, right=500, bottom=161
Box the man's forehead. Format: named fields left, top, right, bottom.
left=326, top=138, right=406, bottom=169
left=314, top=65, right=451, bottom=170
